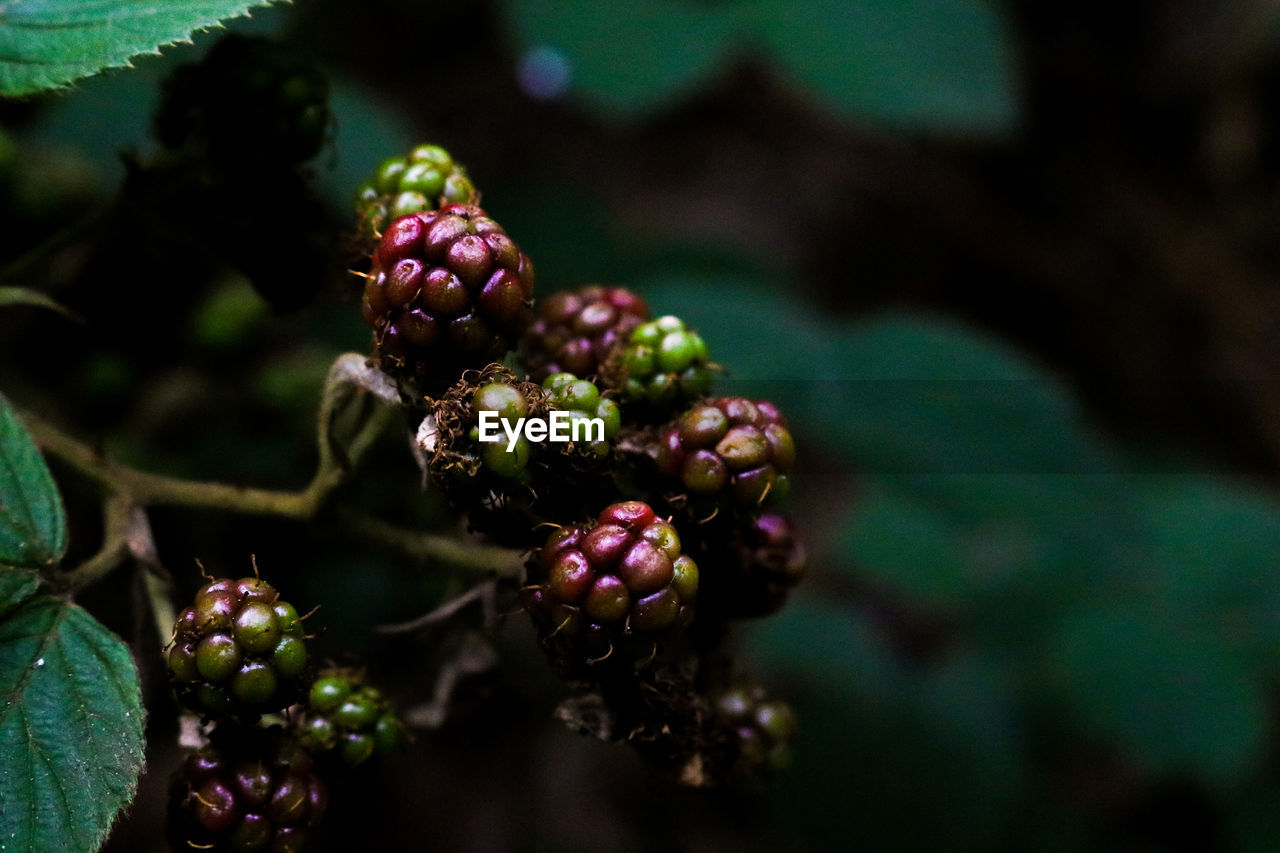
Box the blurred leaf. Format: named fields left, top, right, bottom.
left=746, top=597, right=1023, bottom=849
left=1042, top=604, right=1267, bottom=785
left=501, top=0, right=735, bottom=115
left=0, top=391, right=67, bottom=569
left=190, top=278, right=269, bottom=351
left=0, top=287, right=82, bottom=322
left=1136, top=476, right=1280, bottom=670
left=745, top=0, right=1018, bottom=133
left=0, top=589, right=145, bottom=851
left=0, top=0, right=284, bottom=96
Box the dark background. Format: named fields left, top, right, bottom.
left=6, top=0, right=1280, bottom=850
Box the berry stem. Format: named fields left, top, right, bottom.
left=19, top=350, right=523, bottom=582
left=333, top=509, right=522, bottom=578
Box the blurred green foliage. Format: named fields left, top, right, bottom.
left=503, top=0, right=1018, bottom=131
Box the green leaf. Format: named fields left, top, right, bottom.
left=1041, top=604, right=1267, bottom=785
left=0, top=591, right=145, bottom=851
left=745, top=0, right=1019, bottom=134
left=0, top=565, right=39, bottom=620
left=0, top=391, right=67, bottom=568
left=0, top=286, right=82, bottom=322
left=0, top=0, right=285, bottom=97
left=500, top=0, right=735, bottom=116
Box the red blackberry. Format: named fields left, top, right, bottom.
left=361, top=205, right=535, bottom=390
left=168, top=731, right=327, bottom=852
left=523, top=501, right=699, bottom=668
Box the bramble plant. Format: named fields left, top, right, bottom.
left=0, top=16, right=807, bottom=853
left=14, top=2, right=1280, bottom=852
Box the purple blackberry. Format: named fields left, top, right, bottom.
left=361, top=205, right=535, bottom=390
left=522, top=285, right=649, bottom=382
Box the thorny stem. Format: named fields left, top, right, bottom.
left=22, top=386, right=520, bottom=584
left=23, top=404, right=395, bottom=518
left=335, top=508, right=524, bottom=579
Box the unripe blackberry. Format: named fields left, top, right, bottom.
left=428, top=364, right=547, bottom=494
left=361, top=205, right=535, bottom=390
left=167, top=576, right=311, bottom=718
left=714, top=683, right=798, bottom=773
left=168, top=731, right=327, bottom=853
left=605, top=315, right=713, bottom=413
left=296, top=671, right=404, bottom=768
left=522, top=285, right=649, bottom=382
left=656, top=397, right=794, bottom=510
left=355, top=143, right=479, bottom=240
left=542, top=372, right=622, bottom=459
left=523, top=501, right=699, bottom=667
left=155, top=34, right=330, bottom=166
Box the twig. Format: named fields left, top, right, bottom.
left=375, top=579, right=498, bottom=634
left=22, top=403, right=396, bottom=519
left=334, top=508, right=524, bottom=578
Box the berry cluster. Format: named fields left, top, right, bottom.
left=168, top=732, right=327, bottom=853
left=523, top=285, right=649, bottom=381
left=297, top=671, right=404, bottom=768
left=165, top=571, right=403, bottom=852
left=362, top=204, right=535, bottom=390
left=167, top=576, right=310, bottom=717
left=541, top=372, right=622, bottom=459
left=523, top=501, right=699, bottom=669
left=714, top=683, right=798, bottom=774
left=657, top=396, right=795, bottom=511
left=349, top=143, right=809, bottom=786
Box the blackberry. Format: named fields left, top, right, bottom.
left=523, top=501, right=699, bottom=668
left=605, top=315, right=713, bottom=413
left=714, top=683, right=798, bottom=774
left=167, top=576, right=311, bottom=718
left=155, top=34, right=330, bottom=167
left=361, top=205, right=535, bottom=390
left=522, top=285, right=649, bottom=382
left=428, top=364, right=547, bottom=492
left=168, top=731, right=327, bottom=853
left=656, top=397, right=794, bottom=510
left=296, top=671, right=403, bottom=768
left=693, top=514, right=807, bottom=618
left=355, top=143, right=478, bottom=240
left=542, top=372, right=622, bottom=459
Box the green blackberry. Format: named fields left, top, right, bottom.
left=296, top=671, right=403, bottom=767
left=605, top=315, right=713, bottom=413
left=541, top=372, right=622, bottom=459
left=523, top=501, right=699, bottom=668
left=361, top=205, right=535, bottom=390
left=427, top=364, right=547, bottom=493
left=167, top=576, right=311, bottom=718
left=655, top=397, right=794, bottom=510
left=522, top=285, right=649, bottom=382
left=355, top=143, right=478, bottom=240
left=168, top=730, right=327, bottom=853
